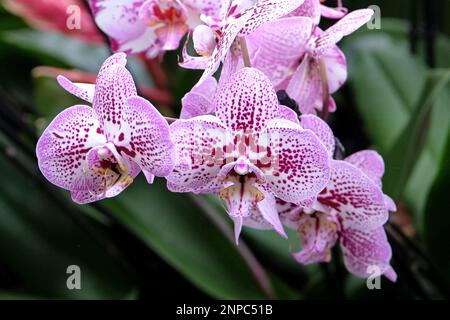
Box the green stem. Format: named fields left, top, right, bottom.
left=318, top=59, right=330, bottom=122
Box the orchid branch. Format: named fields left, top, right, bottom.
left=239, top=37, right=252, bottom=68
left=318, top=59, right=330, bottom=122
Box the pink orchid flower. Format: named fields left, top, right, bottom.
left=166, top=68, right=330, bottom=241
left=3, top=0, right=102, bottom=44
left=36, top=53, right=175, bottom=204
left=89, top=0, right=203, bottom=58
left=246, top=8, right=373, bottom=114
left=180, top=0, right=305, bottom=83
left=285, top=9, right=374, bottom=114
left=276, top=115, right=397, bottom=281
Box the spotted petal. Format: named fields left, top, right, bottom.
left=244, top=190, right=287, bottom=237
left=286, top=55, right=321, bottom=114
left=90, top=0, right=147, bottom=47
left=317, top=160, right=388, bottom=230
left=216, top=49, right=243, bottom=92
left=264, top=118, right=330, bottom=204
left=215, top=67, right=279, bottom=133
left=314, top=9, right=374, bottom=55
left=287, top=0, right=321, bottom=25
left=322, top=44, right=347, bottom=93
left=166, top=115, right=228, bottom=193
left=247, top=16, right=312, bottom=87
left=237, top=0, right=305, bottom=36
left=293, top=214, right=338, bottom=264
left=278, top=105, right=300, bottom=125
left=320, top=4, right=347, bottom=20
left=277, top=198, right=302, bottom=229
left=341, top=227, right=397, bottom=282
left=93, top=54, right=137, bottom=140
left=287, top=52, right=341, bottom=113
left=320, top=46, right=347, bottom=94
left=114, top=96, right=175, bottom=177
left=299, top=114, right=335, bottom=156
left=345, top=150, right=385, bottom=187
left=36, top=105, right=105, bottom=192
left=198, top=0, right=304, bottom=83
left=198, top=10, right=249, bottom=82
left=97, top=52, right=127, bottom=73
left=57, top=76, right=95, bottom=103
left=180, top=76, right=217, bottom=119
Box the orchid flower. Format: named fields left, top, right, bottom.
left=277, top=115, right=397, bottom=281
left=180, top=0, right=305, bottom=83
left=166, top=68, right=330, bottom=241
left=36, top=53, right=175, bottom=204
left=286, top=9, right=374, bottom=114
left=246, top=8, right=373, bottom=114
left=89, top=0, right=204, bottom=58
left=3, top=0, right=102, bottom=44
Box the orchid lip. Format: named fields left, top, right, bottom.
left=88, top=142, right=131, bottom=190
left=104, top=142, right=128, bottom=174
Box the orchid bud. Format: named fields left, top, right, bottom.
left=193, top=25, right=216, bottom=56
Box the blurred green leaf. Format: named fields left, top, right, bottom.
left=0, top=29, right=152, bottom=88
left=0, top=153, right=135, bottom=299
left=102, top=177, right=271, bottom=299
left=383, top=69, right=450, bottom=200
left=0, top=30, right=109, bottom=72
left=423, top=128, right=450, bottom=286
left=344, top=25, right=427, bottom=151
left=404, top=84, right=450, bottom=218
left=34, top=76, right=82, bottom=121
left=343, top=19, right=450, bottom=220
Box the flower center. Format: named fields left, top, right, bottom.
left=87, top=142, right=132, bottom=194
left=145, top=0, right=187, bottom=26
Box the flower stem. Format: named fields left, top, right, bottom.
left=318, top=59, right=330, bottom=122
left=239, top=37, right=252, bottom=68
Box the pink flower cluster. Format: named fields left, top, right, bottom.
left=36, top=0, right=397, bottom=282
